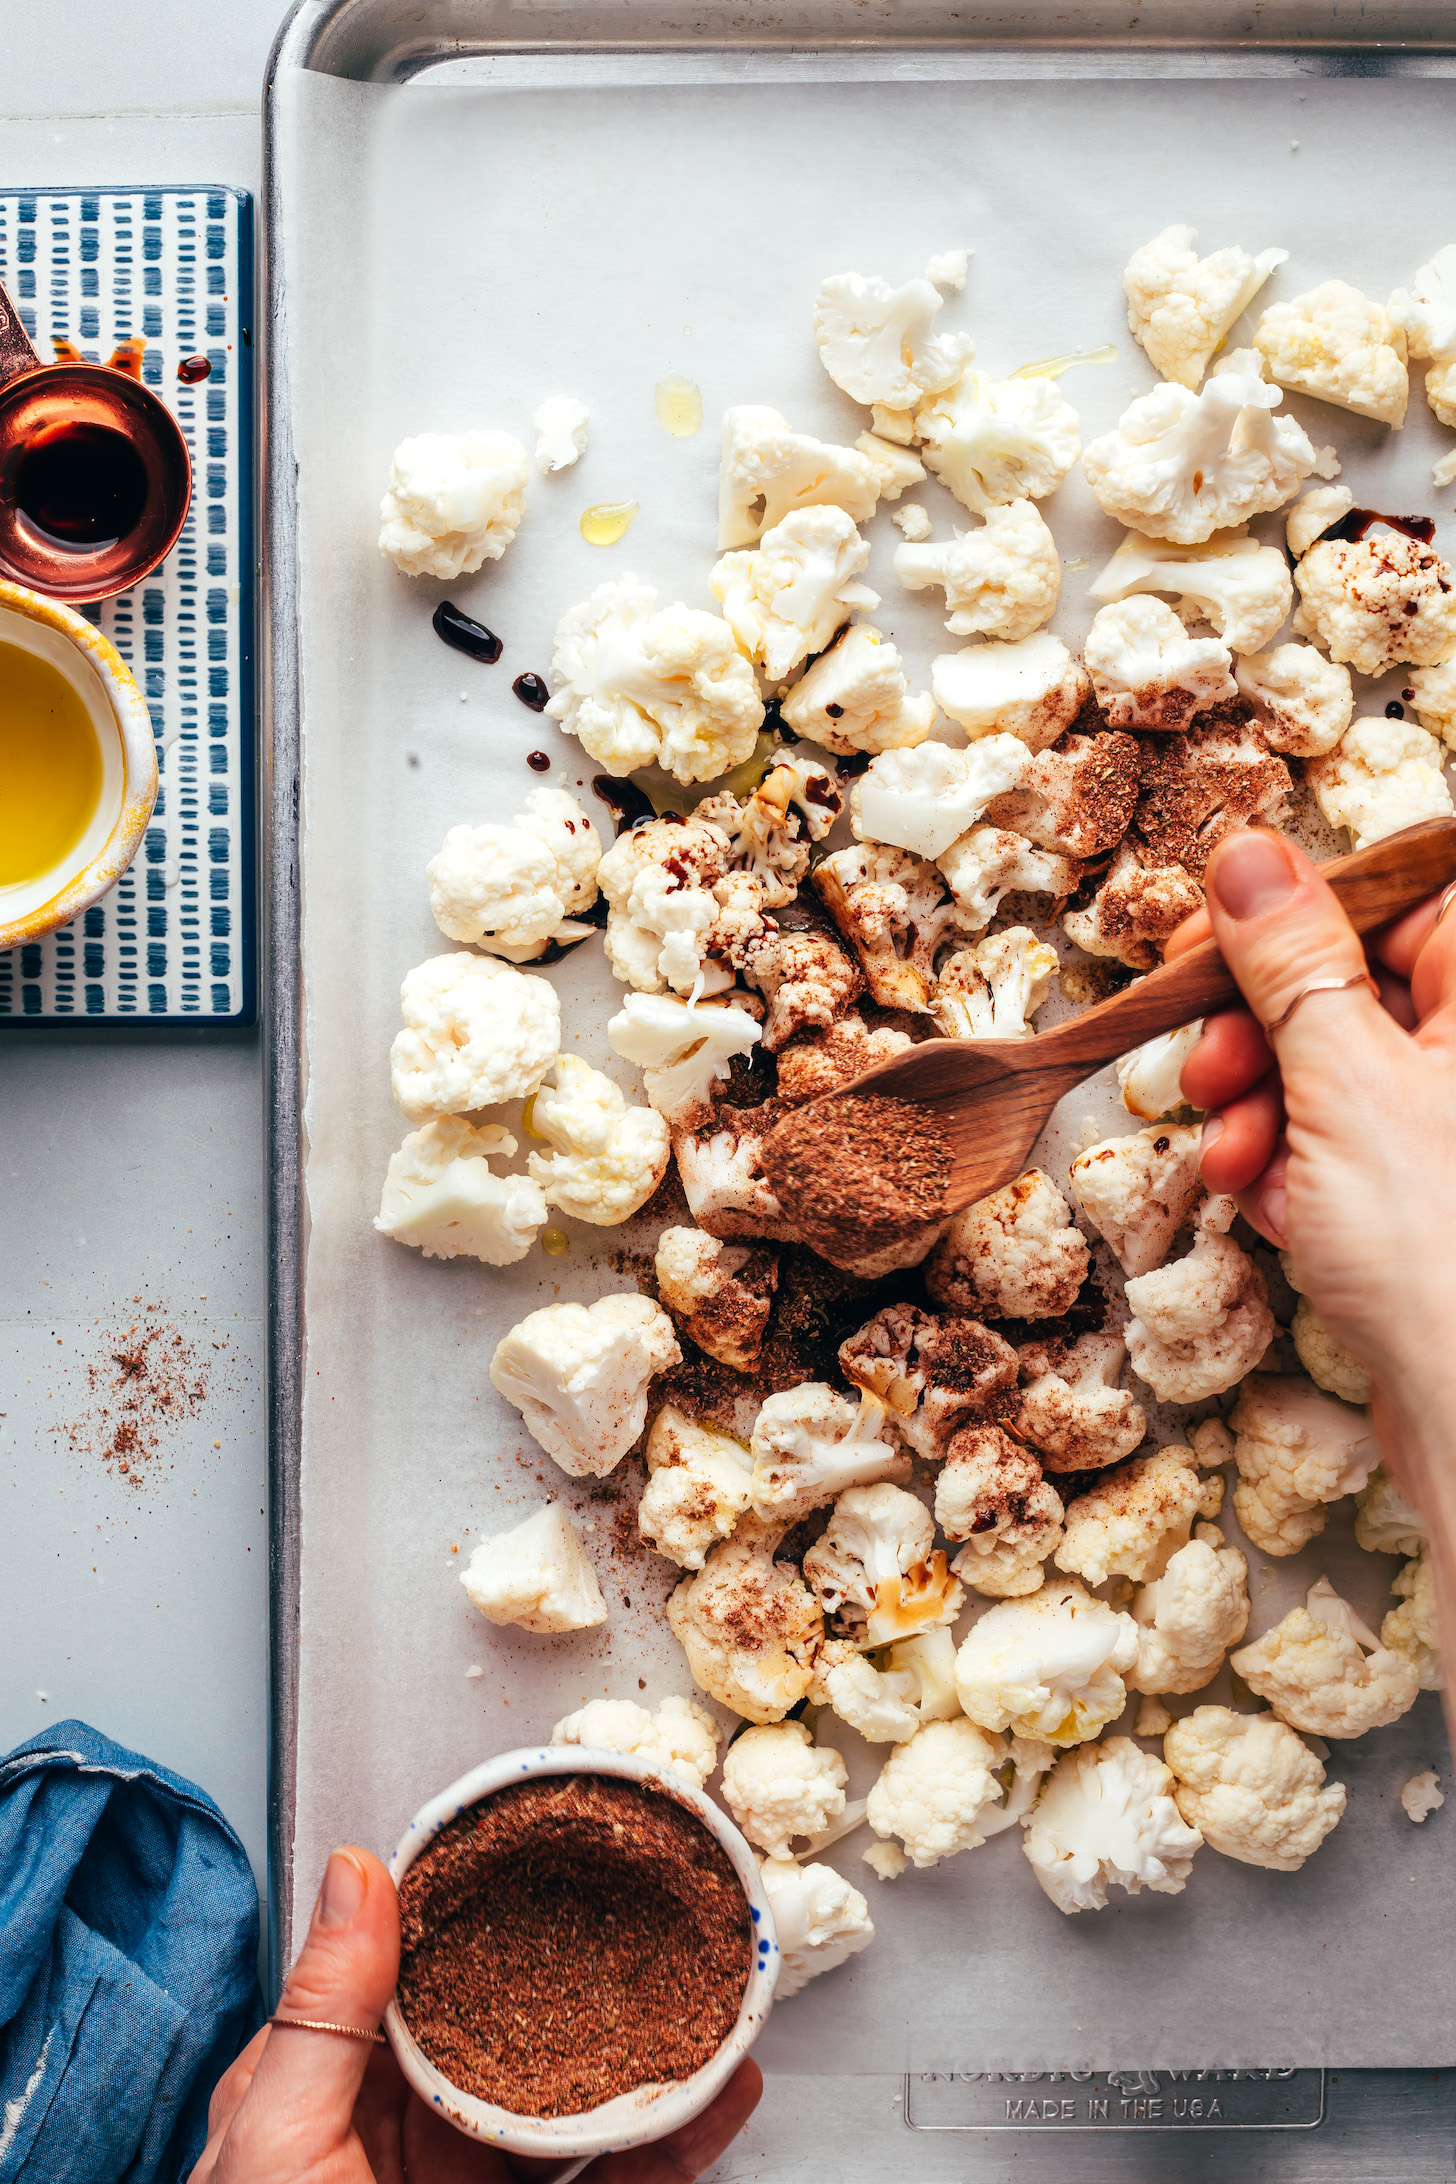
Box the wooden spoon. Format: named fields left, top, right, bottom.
left=812, top=817, right=1456, bottom=1219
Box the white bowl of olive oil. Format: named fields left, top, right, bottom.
left=0, top=580, right=156, bottom=950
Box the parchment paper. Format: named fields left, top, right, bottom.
left=280, top=60, right=1456, bottom=2070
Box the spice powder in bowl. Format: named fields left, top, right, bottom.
left=395, top=1774, right=753, bottom=2120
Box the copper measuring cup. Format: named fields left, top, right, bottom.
left=0, top=275, right=191, bottom=601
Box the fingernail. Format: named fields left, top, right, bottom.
left=1200, top=1113, right=1224, bottom=1159
left=319, top=1851, right=367, bottom=1929
left=1208, top=832, right=1297, bottom=921
left=1261, top=1185, right=1288, bottom=1247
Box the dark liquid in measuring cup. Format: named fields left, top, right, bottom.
left=15, top=422, right=149, bottom=548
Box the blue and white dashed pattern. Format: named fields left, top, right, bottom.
left=0, top=187, right=255, bottom=1023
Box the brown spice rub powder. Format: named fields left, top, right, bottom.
left=396, top=1776, right=752, bottom=2119
left=760, top=1092, right=951, bottom=1255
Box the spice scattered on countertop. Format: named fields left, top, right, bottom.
left=52, top=1303, right=217, bottom=1489
left=760, top=1092, right=952, bottom=1258
left=396, top=1775, right=752, bottom=2118
left=432, top=600, right=503, bottom=662
left=513, top=671, right=550, bottom=711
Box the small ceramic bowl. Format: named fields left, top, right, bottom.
left=0, top=580, right=156, bottom=951
left=383, top=1746, right=779, bottom=2166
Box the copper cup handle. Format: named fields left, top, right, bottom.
left=0, top=275, right=41, bottom=388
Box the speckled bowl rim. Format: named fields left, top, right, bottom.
left=383, top=1745, right=779, bottom=2160
left=0, top=580, right=158, bottom=950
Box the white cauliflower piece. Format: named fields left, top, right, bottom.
left=653, top=1226, right=777, bottom=1375
left=638, top=1404, right=753, bottom=1570
left=1230, top=1374, right=1378, bottom=1559
left=1124, top=1230, right=1274, bottom=1404
left=812, top=841, right=957, bottom=1010
left=596, top=817, right=766, bottom=997
left=1057, top=1442, right=1224, bottom=1588
left=1308, top=715, right=1454, bottom=850
left=925, top=1169, right=1088, bottom=1320
left=758, top=1853, right=874, bottom=1997
left=1255, top=279, right=1409, bottom=425
left=779, top=623, right=937, bottom=756
left=550, top=1694, right=721, bottom=1790
left=741, top=925, right=861, bottom=1051
left=854, top=431, right=926, bottom=502
left=667, top=1517, right=823, bottom=1723
left=812, top=269, right=973, bottom=409
left=1082, top=372, right=1318, bottom=545
left=378, top=429, right=528, bottom=577
left=531, top=394, right=589, bottom=473
left=489, top=1293, right=681, bottom=1478
left=722, top=1721, right=848, bottom=1859
left=932, top=631, right=1091, bottom=751
left=1164, top=1706, right=1345, bottom=1869
left=525, top=1055, right=669, bottom=1226
left=914, top=370, right=1081, bottom=514
left=839, top=1305, right=1021, bottom=1463
left=389, top=952, right=560, bottom=1124
left=1389, top=245, right=1456, bottom=364
left=803, top=1481, right=963, bottom=1645
left=1286, top=484, right=1355, bottom=559
left=1014, top=1333, right=1148, bottom=1474
left=955, top=1577, right=1139, bottom=1746
left=894, top=500, right=1060, bottom=640
left=1068, top=1122, right=1204, bottom=1276
left=812, top=1627, right=962, bottom=1744
left=717, top=404, right=881, bottom=551
left=1354, top=1467, right=1425, bottom=1558
left=866, top=1717, right=1012, bottom=1868
left=926, top=248, right=970, bottom=291
left=849, top=736, right=1029, bottom=862
left=1233, top=1577, right=1421, bottom=1738
left=1408, top=656, right=1456, bottom=752
left=427, top=790, right=604, bottom=958
left=1023, top=1736, right=1202, bottom=1914
left=1089, top=526, right=1293, bottom=655
left=1063, top=840, right=1205, bottom=972
left=459, top=1502, right=605, bottom=1632
left=1117, top=1021, right=1203, bottom=1120
left=1294, top=1297, right=1371, bottom=1405
left=1384, top=1552, right=1442, bottom=1690
left=545, top=577, right=764, bottom=785
left=607, top=992, right=763, bottom=1129
left=1129, top=1533, right=1250, bottom=1695
left=374, top=1118, right=546, bottom=1266
left=1084, top=596, right=1236, bottom=731
left=749, top=1386, right=909, bottom=1525
left=1294, top=534, right=1456, bottom=678
left=892, top=503, right=932, bottom=542
left=936, top=1424, right=1066, bottom=1598
left=937, top=824, right=1081, bottom=938
left=1402, top=1770, right=1445, bottom=1823
left=1124, top=225, right=1288, bottom=389
left=710, top=507, right=879, bottom=681
left=864, top=1841, right=907, bottom=1880
left=930, top=927, right=1059, bottom=1041
left=1233, top=641, right=1354, bottom=759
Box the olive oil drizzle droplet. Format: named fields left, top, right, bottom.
left=580, top=501, right=639, bottom=546
left=654, top=374, right=703, bottom=437
left=541, top=1228, right=570, bottom=1257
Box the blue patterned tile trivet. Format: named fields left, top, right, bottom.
left=0, top=186, right=255, bottom=1024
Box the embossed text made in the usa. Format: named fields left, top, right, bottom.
left=902, top=2068, right=1325, bottom=2132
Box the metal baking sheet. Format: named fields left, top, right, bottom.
left=264, top=2, right=1456, bottom=2094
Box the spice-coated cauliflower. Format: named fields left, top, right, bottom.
left=839, top=1305, right=1021, bottom=1463
left=1124, top=1227, right=1275, bottom=1404
left=811, top=1627, right=962, bottom=1744
left=375, top=1118, right=547, bottom=1267
left=1308, top=715, right=1454, bottom=851
left=926, top=1169, right=1089, bottom=1321
left=1082, top=371, right=1318, bottom=545
left=425, top=788, right=603, bottom=960
left=936, top=1423, right=1066, bottom=1598
left=1084, top=596, right=1235, bottom=731
left=653, top=1227, right=778, bottom=1375
left=637, top=1404, right=753, bottom=1570
left=1233, top=1577, right=1421, bottom=1739
left=1354, top=1467, right=1425, bottom=1558
left=721, top=1720, right=849, bottom=1859
left=1132, top=722, right=1292, bottom=885
left=717, top=404, right=881, bottom=551
left=866, top=1716, right=1039, bottom=1869
left=1408, top=657, right=1456, bottom=752
left=983, top=731, right=1142, bottom=860
left=893, top=499, right=1061, bottom=640
left=531, top=393, right=589, bottom=472
left=1293, top=533, right=1456, bottom=679
left=775, top=1012, right=914, bottom=1105
left=1090, top=526, right=1293, bottom=655
left=954, top=1577, right=1139, bottom=1746
left=803, top=1481, right=963, bottom=1644
left=459, top=1502, right=606, bottom=1633
left=1056, top=1442, right=1225, bottom=1588
left=1254, top=279, right=1409, bottom=425
left=389, top=952, right=560, bottom=1124
left=812, top=841, right=956, bottom=1011
left=710, top=506, right=879, bottom=681
left=1068, top=1122, right=1204, bottom=1277
left=757, top=1853, right=874, bottom=1998
left=698, top=754, right=845, bottom=913
left=1123, top=225, right=1288, bottom=389
left=741, top=925, right=862, bottom=1051
left=1015, top=1333, right=1148, bottom=1474
left=850, top=737, right=1031, bottom=863
left=489, top=1293, right=682, bottom=1478
left=913, top=369, right=1081, bottom=514
left=1063, top=839, right=1206, bottom=971
left=667, top=1517, right=824, bottom=1723
left=1229, top=1374, right=1378, bottom=1558
left=748, top=1384, right=909, bottom=1525
left=1163, top=1706, right=1346, bottom=1871
left=596, top=818, right=767, bottom=998
left=929, top=927, right=1059, bottom=1041
left=524, top=1056, right=669, bottom=1226
left=378, top=428, right=529, bottom=577
left=1233, top=643, right=1354, bottom=758
left=931, top=631, right=1091, bottom=751
left=1383, top=1551, right=1442, bottom=1691
left=778, top=625, right=937, bottom=756
left=671, top=1097, right=797, bottom=1248
left=939, top=825, right=1082, bottom=938
left=1128, top=1529, right=1250, bottom=1695
left=1023, top=1736, right=1202, bottom=1915
left=549, top=1694, right=721, bottom=1791
left=545, top=576, right=765, bottom=784
left=607, top=992, right=763, bottom=1129
left=812, top=268, right=974, bottom=410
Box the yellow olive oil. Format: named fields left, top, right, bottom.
left=579, top=500, right=639, bottom=546
left=0, top=640, right=103, bottom=887
left=654, top=374, right=703, bottom=437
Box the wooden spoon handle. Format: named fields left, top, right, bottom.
left=1044, top=817, right=1456, bottom=1069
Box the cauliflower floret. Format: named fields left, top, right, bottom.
left=1056, top=1442, right=1224, bottom=1588
left=866, top=1717, right=1018, bottom=1868
left=779, top=624, right=937, bottom=756
left=1233, top=1576, right=1421, bottom=1738
left=932, top=631, right=1091, bottom=751
left=1383, top=1552, right=1442, bottom=1690
left=1124, top=225, right=1288, bottom=390
left=717, top=404, right=881, bottom=551
left=741, top=925, right=862, bottom=1051
left=812, top=1626, right=962, bottom=1743
left=983, top=731, right=1142, bottom=860
left=638, top=1404, right=753, bottom=1570
left=894, top=500, right=1060, bottom=640
left=550, top=1693, right=720, bottom=1791
left=1308, top=715, right=1454, bottom=850
left=389, top=952, right=560, bottom=1124
left=1023, top=1736, right=1202, bottom=1914
left=596, top=817, right=767, bottom=997
left=929, top=928, right=1059, bottom=1040
left=1117, top=1021, right=1203, bottom=1121
left=850, top=737, right=1030, bottom=863
left=459, top=1502, right=605, bottom=1632
left=1229, top=1374, right=1378, bottom=1559
left=925, top=248, right=970, bottom=292
left=378, top=429, right=529, bottom=577
left=375, top=1118, right=547, bottom=1266
left=710, top=507, right=879, bottom=681
left=1084, top=596, right=1236, bottom=731
left=1068, top=1122, right=1204, bottom=1276
left=1294, top=534, right=1456, bottom=678
left=607, top=991, right=763, bottom=1130
left=1128, top=1533, right=1250, bottom=1695
left=1063, top=841, right=1203, bottom=972
left=775, top=1012, right=914, bottom=1105
left=490, top=1294, right=681, bottom=1478
left=667, top=1518, right=823, bottom=1723
left=426, top=788, right=603, bottom=959
left=1354, top=1467, right=1425, bottom=1558
left=914, top=370, right=1081, bottom=514
left=812, top=269, right=973, bottom=409
left=1233, top=643, right=1353, bottom=758
left=672, top=1098, right=797, bottom=1247
left=802, top=1481, right=963, bottom=1645
left=1124, top=1226, right=1274, bottom=1404
left=955, top=1578, right=1139, bottom=1746
left=757, top=1853, right=874, bottom=1997
left=531, top=394, right=589, bottom=473
left=721, top=1720, right=848, bottom=1858
left=653, top=1227, right=778, bottom=1375
left=1089, top=526, right=1293, bottom=655
left=1286, top=484, right=1355, bottom=559
left=1408, top=656, right=1456, bottom=752
left=699, top=752, right=848, bottom=907
left=938, top=825, right=1082, bottom=938
left=1082, top=372, right=1318, bottom=545
left=892, top=503, right=933, bottom=541
left=748, top=1385, right=909, bottom=1525
left=524, top=1055, right=669, bottom=1226
left=1402, top=1769, right=1446, bottom=1823
left=1163, top=1706, right=1345, bottom=1870
left=1015, top=1333, right=1148, bottom=1474
left=545, top=577, right=765, bottom=785
left=854, top=431, right=927, bottom=502
left=1132, top=723, right=1292, bottom=888
left=1255, top=279, right=1409, bottom=425
left=926, top=1168, right=1088, bottom=1320
left=839, top=1305, right=1021, bottom=1463
left=1389, top=245, right=1456, bottom=366
left=812, top=841, right=957, bottom=1011
left=936, top=1424, right=1066, bottom=1597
